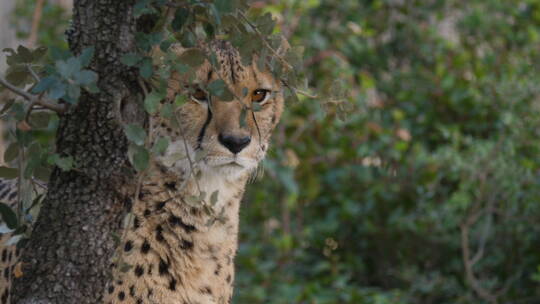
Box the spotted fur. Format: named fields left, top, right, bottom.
left=0, top=41, right=284, bottom=304
left=0, top=179, right=20, bottom=304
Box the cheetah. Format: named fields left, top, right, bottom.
left=0, top=41, right=284, bottom=304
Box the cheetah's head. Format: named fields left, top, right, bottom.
left=155, top=41, right=284, bottom=181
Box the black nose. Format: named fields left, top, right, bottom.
left=218, top=134, right=251, bottom=154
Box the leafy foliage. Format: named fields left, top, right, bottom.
left=3, top=0, right=540, bottom=303
left=234, top=1, right=540, bottom=303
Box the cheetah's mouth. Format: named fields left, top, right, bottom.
left=204, top=156, right=256, bottom=170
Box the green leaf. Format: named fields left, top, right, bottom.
left=24, top=152, right=42, bottom=179
left=207, top=79, right=226, bottom=96
left=144, top=91, right=163, bottom=114
left=33, top=166, right=52, bottom=182
left=174, top=63, right=190, bottom=74
left=139, top=57, right=153, bottom=79
left=151, top=137, right=169, bottom=155
left=252, top=102, right=262, bottom=112
left=210, top=190, right=219, bottom=205
left=179, top=49, right=206, bottom=67
left=5, top=66, right=30, bottom=86
left=133, top=0, right=154, bottom=17
left=74, top=70, right=98, bottom=85
left=56, top=156, right=74, bottom=171
left=195, top=150, right=208, bottom=162
left=0, top=166, right=18, bottom=179
left=67, top=84, right=81, bottom=101
left=174, top=94, right=187, bottom=106
left=184, top=195, right=201, bottom=206
left=14, top=128, right=31, bottom=147
left=172, top=7, right=190, bottom=31
left=32, top=76, right=58, bottom=94
left=119, top=261, right=133, bottom=273
left=160, top=40, right=173, bottom=52
left=0, top=203, right=18, bottom=229
left=209, top=4, right=221, bottom=26
left=179, top=31, right=196, bottom=48
left=135, top=32, right=163, bottom=52
left=220, top=88, right=234, bottom=101
left=128, top=144, right=150, bottom=172
left=86, top=83, right=100, bottom=94
left=257, top=12, right=276, bottom=36
left=31, top=46, right=48, bottom=61
left=56, top=57, right=82, bottom=79
left=29, top=112, right=51, bottom=128
left=48, top=81, right=67, bottom=100
left=49, top=47, right=72, bottom=61
left=239, top=107, right=247, bottom=128
left=78, top=46, right=95, bottom=67
left=120, top=53, right=143, bottom=66
left=160, top=103, right=173, bottom=119
left=2, top=48, right=16, bottom=65
left=214, top=0, right=233, bottom=13
left=16, top=45, right=33, bottom=63
left=124, top=124, right=147, bottom=146
left=4, top=143, right=19, bottom=163
left=208, top=79, right=234, bottom=101
left=48, top=154, right=74, bottom=171
left=203, top=23, right=215, bottom=38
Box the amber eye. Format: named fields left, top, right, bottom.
left=191, top=88, right=208, bottom=103
left=252, top=89, right=270, bottom=104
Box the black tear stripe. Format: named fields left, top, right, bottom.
left=228, top=52, right=237, bottom=84
left=196, top=106, right=213, bottom=149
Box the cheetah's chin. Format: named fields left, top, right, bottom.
left=202, top=156, right=257, bottom=179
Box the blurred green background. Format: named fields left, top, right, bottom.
left=5, top=0, right=540, bottom=303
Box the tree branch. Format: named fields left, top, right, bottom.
left=0, top=76, right=66, bottom=113
left=28, top=0, right=45, bottom=48
left=26, top=65, right=41, bottom=82
left=0, top=77, right=34, bottom=101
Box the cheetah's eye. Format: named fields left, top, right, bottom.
left=191, top=88, right=208, bottom=103
left=251, top=89, right=271, bottom=105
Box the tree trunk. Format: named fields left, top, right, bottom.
left=12, top=1, right=143, bottom=303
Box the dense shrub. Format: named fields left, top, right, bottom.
left=6, top=1, right=540, bottom=303
left=236, top=1, right=540, bottom=303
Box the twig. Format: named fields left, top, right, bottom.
left=471, top=190, right=497, bottom=265
left=0, top=77, right=34, bottom=101
left=460, top=166, right=511, bottom=304
left=303, top=50, right=348, bottom=68
left=293, top=87, right=318, bottom=98
left=0, top=77, right=66, bottom=113
left=461, top=219, right=498, bottom=304
left=28, top=0, right=45, bottom=48
left=280, top=79, right=318, bottom=99
left=26, top=65, right=40, bottom=82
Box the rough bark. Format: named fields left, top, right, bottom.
left=12, top=1, right=144, bottom=303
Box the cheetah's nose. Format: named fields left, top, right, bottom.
left=218, top=133, right=251, bottom=154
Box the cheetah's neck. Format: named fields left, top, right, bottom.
left=104, top=167, right=248, bottom=304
